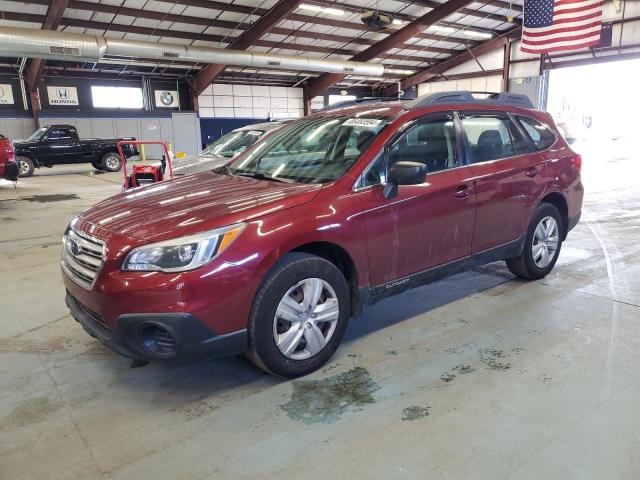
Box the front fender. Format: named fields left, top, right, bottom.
left=220, top=190, right=370, bottom=287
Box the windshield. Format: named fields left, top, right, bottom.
left=202, top=129, right=265, bottom=158
left=28, top=127, right=48, bottom=141
left=230, top=114, right=390, bottom=183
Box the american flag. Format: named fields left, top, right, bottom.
left=521, top=0, right=605, bottom=54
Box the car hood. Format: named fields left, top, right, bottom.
left=14, top=139, right=37, bottom=147
left=78, top=172, right=322, bottom=242
left=172, top=154, right=229, bottom=176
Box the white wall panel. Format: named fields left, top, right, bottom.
left=213, top=95, right=233, bottom=107
left=212, top=83, right=233, bottom=95
left=199, top=95, right=214, bottom=108
left=253, top=96, right=270, bottom=109
left=251, top=85, right=270, bottom=97
left=198, top=83, right=304, bottom=119
left=232, top=84, right=252, bottom=97
left=269, top=86, right=287, bottom=98
left=233, top=96, right=253, bottom=108
left=214, top=107, right=234, bottom=117
left=253, top=108, right=270, bottom=118
left=234, top=108, right=253, bottom=118
left=486, top=76, right=503, bottom=93
left=287, top=87, right=303, bottom=98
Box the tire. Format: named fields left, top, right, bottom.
left=91, top=161, right=104, bottom=171
left=246, top=252, right=351, bottom=378
left=17, top=156, right=35, bottom=178
left=506, top=202, right=563, bottom=280
left=100, top=152, right=122, bottom=172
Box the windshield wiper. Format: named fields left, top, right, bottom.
left=234, top=171, right=293, bottom=183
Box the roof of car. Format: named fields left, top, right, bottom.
left=234, top=121, right=287, bottom=133
left=312, top=91, right=537, bottom=118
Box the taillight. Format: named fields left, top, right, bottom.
left=570, top=153, right=581, bottom=171
left=5, top=141, right=15, bottom=162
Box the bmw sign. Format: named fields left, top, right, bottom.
left=154, top=90, right=179, bottom=108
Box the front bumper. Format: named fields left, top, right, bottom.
left=66, top=293, right=247, bottom=362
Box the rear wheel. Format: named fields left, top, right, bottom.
left=17, top=156, right=35, bottom=178
left=506, top=203, right=563, bottom=280
left=246, top=253, right=350, bottom=377
left=100, top=152, right=122, bottom=172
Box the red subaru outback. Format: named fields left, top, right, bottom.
left=62, top=92, right=583, bottom=377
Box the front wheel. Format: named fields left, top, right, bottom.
left=17, top=156, right=35, bottom=178
left=506, top=202, right=563, bottom=280
left=91, top=161, right=104, bottom=171
left=246, top=253, right=351, bottom=377
left=100, top=152, right=122, bottom=172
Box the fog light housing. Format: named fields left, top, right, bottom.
left=140, top=325, right=176, bottom=357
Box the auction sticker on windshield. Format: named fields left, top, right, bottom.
left=342, top=118, right=384, bottom=127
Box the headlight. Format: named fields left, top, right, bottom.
left=122, top=223, right=244, bottom=272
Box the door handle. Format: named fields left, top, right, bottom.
left=454, top=185, right=472, bottom=199
left=525, top=167, right=539, bottom=178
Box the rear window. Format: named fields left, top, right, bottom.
left=461, top=115, right=528, bottom=163
left=517, top=116, right=556, bottom=151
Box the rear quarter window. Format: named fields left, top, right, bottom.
left=517, top=116, right=556, bottom=151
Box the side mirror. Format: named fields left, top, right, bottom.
left=42, top=136, right=49, bottom=142
left=383, top=161, right=427, bottom=199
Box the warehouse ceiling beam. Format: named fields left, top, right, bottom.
left=305, top=0, right=476, bottom=99
left=19, top=0, right=482, bottom=54
left=383, top=27, right=522, bottom=96
left=26, top=0, right=495, bottom=50
left=193, top=0, right=306, bottom=95
left=26, top=0, right=70, bottom=92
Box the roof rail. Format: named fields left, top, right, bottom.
left=405, top=91, right=534, bottom=110
left=320, top=96, right=402, bottom=111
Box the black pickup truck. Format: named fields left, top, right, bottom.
left=15, top=124, right=137, bottom=177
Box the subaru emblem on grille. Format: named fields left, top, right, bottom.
left=69, top=238, right=81, bottom=256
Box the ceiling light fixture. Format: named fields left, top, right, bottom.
left=298, top=4, right=345, bottom=16
left=386, top=68, right=415, bottom=75
left=427, top=25, right=456, bottom=34
left=461, top=30, right=493, bottom=39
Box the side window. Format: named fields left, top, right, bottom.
left=517, top=116, right=556, bottom=151
left=388, top=117, right=457, bottom=174
left=48, top=128, right=72, bottom=140
left=462, top=115, right=527, bottom=163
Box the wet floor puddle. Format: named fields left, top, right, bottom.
left=281, top=367, right=378, bottom=424
left=19, top=194, right=79, bottom=203
left=401, top=405, right=430, bottom=421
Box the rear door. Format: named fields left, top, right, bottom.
left=459, top=111, right=545, bottom=253
left=356, top=112, right=476, bottom=286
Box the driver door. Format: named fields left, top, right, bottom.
left=355, top=113, right=476, bottom=287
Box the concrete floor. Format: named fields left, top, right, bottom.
left=1, top=141, right=638, bottom=480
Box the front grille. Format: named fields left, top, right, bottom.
left=61, top=228, right=105, bottom=290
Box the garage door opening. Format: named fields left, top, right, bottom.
left=547, top=58, right=640, bottom=189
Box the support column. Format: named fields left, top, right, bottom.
left=29, top=87, right=41, bottom=130
left=502, top=42, right=511, bottom=92
left=303, top=88, right=311, bottom=117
